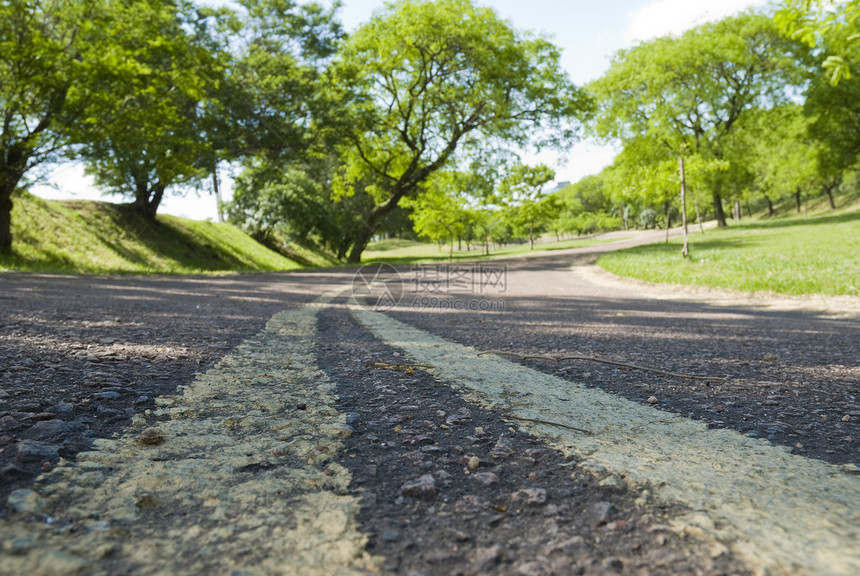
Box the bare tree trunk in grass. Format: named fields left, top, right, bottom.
left=764, top=194, right=775, bottom=217
left=679, top=155, right=689, bottom=258
left=823, top=179, right=839, bottom=210
left=694, top=199, right=704, bottom=235
left=0, top=192, right=12, bottom=254
left=212, top=165, right=224, bottom=223
left=712, top=186, right=728, bottom=227
left=664, top=202, right=672, bottom=244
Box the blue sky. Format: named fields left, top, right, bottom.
left=33, top=0, right=768, bottom=220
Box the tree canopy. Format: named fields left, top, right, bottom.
left=0, top=0, right=97, bottom=252
left=327, top=0, right=592, bottom=262
left=588, top=12, right=809, bottom=226
left=4, top=0, right=858, bottom=263
left=778, top=0, right=860, bottom=84
left=68, top=0, right=229, bottom=217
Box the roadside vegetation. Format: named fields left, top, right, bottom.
left=599, top=208, right=860, bottom=296
left=3, top=0, right=859, bottom=296
left=0, top=193, right=301, bottom=274
left=363, top=236, right=622, bottom=265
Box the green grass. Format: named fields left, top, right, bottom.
left=0, top=193, right=302, bottom=274
left=598, top=211, right=860, bottom=296
left=362, top=236, right=624, bottom=264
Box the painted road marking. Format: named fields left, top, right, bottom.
left=1, top=301, right=378, bottom=576
left=351, top=306, right=860, bottom=576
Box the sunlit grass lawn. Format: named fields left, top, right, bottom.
left=597, top=211, right=860, bottom=296
left=0, top=193, right=301, bottom=274
left=363, top=236, right=622, bottom=264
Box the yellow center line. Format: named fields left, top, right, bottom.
left=351, top=305, right=860, bottom=576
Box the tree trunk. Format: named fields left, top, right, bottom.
left=132, top=180, right=165, bottom=219
left=347, top=194, right=404, bottom=263
left=664, top=202, right=671, bottom=243
left=212, top=166, right=224, bottom=223
left=795, top=187, right=802, bottom=213
left=679, top=155, right=689, bottom=258
left=0, top=191, right=12, bottom=254
left=0, top=151, right=28, bottom=254
left=764, top=194, right=775, bottom=217
left=337, top=238, right=350, bottom=260
left=529, top=223, right=534, bottom=250
left=712, top=185, right=727, bottom=227
left=694, top=199, right=704, bottom=235
left=347, top=227, right=373, bottom=263
left=144, top=185, right=165, bottom=218
left=824, top=183, right=837, bottom=210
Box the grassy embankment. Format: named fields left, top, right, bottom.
left=362, top=236, right=622, bottom=264
left=0, top=193, right=320, bottom=274
left=598, top=209, right=860, bottom=296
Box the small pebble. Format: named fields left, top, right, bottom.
left=138, top=427, right=165, bottom=446
left=843, top=414, right=851, bottom=422
left=6, top=489, right=47, bottom=514
left=511, top=488, right=547, bottom=505
left=382, top=527, right=401, bottom=542
left=468, top=456, right=480, bottom=470
left=471, top=472, right=499, bottom=487
left=647, top=396, right=658, bottom=404
left=400, top=474, right=437, bottom=501
left=471, top=545, right=504, bottom=571
left=599, top=475, right=627, bottom=492
left=4, top=534, right=38, bottom=555
left=345, top=412, right=361, bottom=425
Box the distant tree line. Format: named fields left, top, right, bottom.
left=2, top=0, right=858, bottom=260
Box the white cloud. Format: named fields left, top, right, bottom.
left=624, top=0, right=767, bottom=43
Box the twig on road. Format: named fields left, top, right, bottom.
left=507, top=415, right=592, bottom=435
left=368, top=361, right=435, bottom=376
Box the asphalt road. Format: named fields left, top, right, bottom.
left=1, top=230, right=858, bottom=575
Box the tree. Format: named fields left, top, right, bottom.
left=588, top=11, right=809, bottom=227
left=227, top=159, right=340, bottom=249
left=222, top=0, right=343, bottom=162
left=777, top=0, right=860, bottom=84
left=802, top=17, right=860, bottom=204
left=0, top=0, right=95, bottom=252
left=328, top=0, right=591, bottom=262
left=497, top=164, right=556, bottom=249
left=403, top=175, right=470, bottom=259
left=735, top=105, right=824, bottom=214
left=68, top=0, right=230, bottom=218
